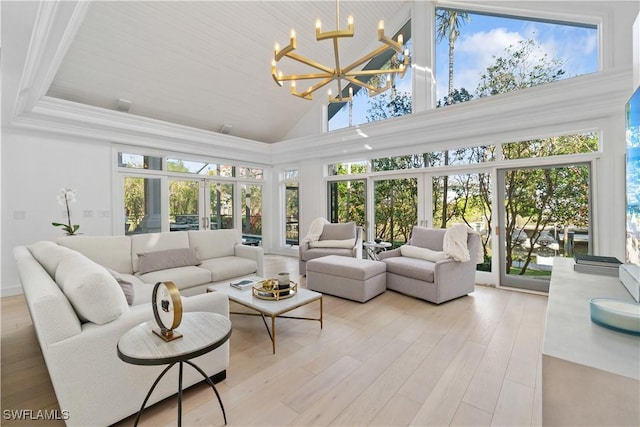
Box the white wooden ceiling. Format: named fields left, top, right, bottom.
left=45, top=1, right=409, bottom=143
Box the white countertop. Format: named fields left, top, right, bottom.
left=542, top=257, right=640, bottom=380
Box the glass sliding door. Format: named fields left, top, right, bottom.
left=497, top=163, right=591, bottom=291
left=373, top=177, right=418, bottom=246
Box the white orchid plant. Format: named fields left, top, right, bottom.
left=52, top=188, right=80, bottom=235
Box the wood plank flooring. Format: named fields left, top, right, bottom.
left=1, top=255, right=547, bottom=426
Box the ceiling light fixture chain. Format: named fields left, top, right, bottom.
left=271, top=0, right=409, bottom=103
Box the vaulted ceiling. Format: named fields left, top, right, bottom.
left=44, top=1, right=409, bottom=143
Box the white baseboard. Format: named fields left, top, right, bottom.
left=1, top=285, right=24, bottom=297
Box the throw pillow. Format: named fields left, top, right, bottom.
left=137, top=248, right=201, bottom=274
left=400, top=245, right=450, bottom=262
left=55, top=254, right=129, bottom=324
left=105, top=267, right=134, bottom=305
left=309, top=238, right=356, bottom=249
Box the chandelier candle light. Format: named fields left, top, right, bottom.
left=271, top=0, right=409, bottom=102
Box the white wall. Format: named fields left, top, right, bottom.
left=1, top=129, right=114, bottom=295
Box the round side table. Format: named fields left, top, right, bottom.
left=117, top=312, right=232, bottom=426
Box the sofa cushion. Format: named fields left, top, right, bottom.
left=58, top=235, right=133, bottom=274
left=410, top=226, right=446, bottom=251
left=309, top=238, right=355, bottom=249
left=55, top=254, right=129, bottom=324
left=136, top=266, right=212, bottom=291
left=400, top=245, right=450, bottom=262
left=28, top=241, right=75, bottom=278
left=307, top=255, right=386, bottom=280
left=382, top=256, right=436, bottom=282
left=199, top=256, right=258, bottom=282
left=188, top=229, right=241, bottom=260
left=137, top=248, right=201, bottom=274
left=320, top=222, right=356, bottom=240
left=131, top=231, right=190, bottom=272
left=105, top=267, right=135, bottom=305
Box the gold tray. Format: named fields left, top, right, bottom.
left=252, top=279, right=298, bottom=300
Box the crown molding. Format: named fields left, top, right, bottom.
left=18, top=97, right=271, bottom=164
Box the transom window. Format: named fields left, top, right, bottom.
left=435, top=8, right=599, bottom=106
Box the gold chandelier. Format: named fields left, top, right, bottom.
left=271, top=0, right=409, bottom=103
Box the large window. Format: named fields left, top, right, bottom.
left=118, top=151, right=264, bottom=237
left=374, top=178, right=417, bottom=246
left=209, top=183, right=234, bottom=230
left=432, top=172, right=493, bottom=271
left=435, top=8, right=599, bottom=107
left=282, top=170, right=299, bottom=246
left=241, top=184, right=262, bottom=240
left=169, top=179, right=200, bottom=231
left=124, top=176, right=161, bottom=235
left=328, top=180, right=366, bottom=226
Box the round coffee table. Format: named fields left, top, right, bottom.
left=117, top=312, right=232, bottom=426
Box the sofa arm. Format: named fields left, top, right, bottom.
left=234, top=243, right=264, bottom=277
left=180, top=291, right=229, bottom=316
left=378, top=247, right=401, bottom=260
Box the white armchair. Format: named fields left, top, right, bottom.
left=378, top=226, right=481, bottom=304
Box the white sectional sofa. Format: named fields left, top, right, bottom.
left=13, top=229, right=263, bottom=427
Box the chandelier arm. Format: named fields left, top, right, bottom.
left=292, top=77, right=335, bottom=100
left=345, top=68, right=404, bottom=77
left=378, top=29, right=404, bottom=53
left=276, top=72, right=334, bottom=81
left=284, top=52, right=336, bottom=75
left=343, top=77, right=381, bottom=92
left=366, top=79, right=392, bottom=96
left=316, top=27, right=354, bottom=41
left=341, top=45, right=391, bottom=74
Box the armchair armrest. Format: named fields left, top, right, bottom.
left=352, top=226, right=363, bottom=259
left=299, top=241, right=311, bottom=256
left=378, top=247, right=401, bottom=260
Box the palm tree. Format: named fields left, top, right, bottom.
left=435, top=8, right=469, bottom=227
left=436, top=9, right=469, bottom=105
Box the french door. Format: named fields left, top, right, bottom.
left=168, top=179, right=236, bottom=232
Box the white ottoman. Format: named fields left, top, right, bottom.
left=306, top=255, right=386, bottom=302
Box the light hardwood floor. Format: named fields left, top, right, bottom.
left=1, top=255, right=547, bottom=426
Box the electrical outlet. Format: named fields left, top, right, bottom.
left=99, top=211, right=111, bottom=218
left=83, top=210, right=93, bottom=218
left=13, top=211, right=26, bottom=220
